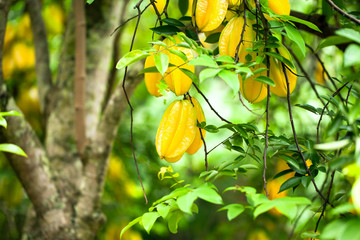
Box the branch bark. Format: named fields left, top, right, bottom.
left=26, top=0, right=53, bottom=114
left=2, top=100, right=70, bottom=239
left=75, top=66, right=142, bottom=239
left=74, top=0, right=87, bottom=156
left=324, top=0, right=360, bottom=25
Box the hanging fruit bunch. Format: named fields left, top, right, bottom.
left=125, top=0, right=298, bottom=163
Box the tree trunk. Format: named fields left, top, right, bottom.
left=0, top=0, right=141, bottom=239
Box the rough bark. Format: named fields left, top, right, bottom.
left=26, top=0, right=53, bottom=113
left=1, top=0, right=139, bottom=239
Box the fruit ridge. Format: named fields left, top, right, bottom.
left=219, top=16, right=255, bottom=63
left=186, top=97, right=206, bottom=155
left=161, top=37, right=194, bottom=96
left=194, top=0, right=228, bottom=32
left=144, top=45, right=163, bottom=97
left=239, top=63, right=268, bottom=103
left=156, top=99, right=197, bottom=163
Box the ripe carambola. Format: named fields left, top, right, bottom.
left=156, top=99, right=197, bottom=163
left=193, top=0, right=228, bottom=32
left=269, top=45, right=297, bottom=97
left=239, top=64, right=268, bottom=103
left=144, top=45, right=163, bottom=97
left=219, top=16, right=255, bottom=63
left=161, top=37, right=194, bottom=96
left=186, top=97, right=206, bottom=155
left=268, top=0, right=290, bottom=16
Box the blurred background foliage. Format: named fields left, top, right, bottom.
left=1, top=0, right=359, bottom=239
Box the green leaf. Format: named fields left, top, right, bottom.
left=87, top=0, right=94, bottom=4
left=0, top=116, right=6, bottom=128
left=320, top=220, right=347, bottom=239
left=216, top=55, right=235, bottom=64
left=265, top=52, right=294, bottom=69
left=195, top=186, right=223, bottom=204
left=218, top=204, right=245, bottom=221
left=316, top=36, right=353, bottom=51
left=295, top=104, right=319, bottom=115
left=149, top=41, right=167, bottom=47
left=154, top=53, right=169, bottom=76
left=167, top=48, right=188, bottom=62
left=178, top=0, right=189, bottom=15
left=204, top=125, right=219, bottom=133
left=120, top=217, right=142, bottom=239
left=279, top=176, right=301, bottom=193
left=344, top=44, right=360, bottom=67
left=281, top=15, right=321, bottom=32
left=179, top=68, right=199, bottom=85
left=177, top=191, right=198, bottom=214
left=0, top=144, right=27, bottom=157
left=314, top=139, right=351, bottom=151
left=300, top=232, right=320, bottom=239
left=279, top=154, right=303, bottom=174
left=162, top=18, right=186, bottom=27
left=153, top=187, right=190, bottom=205
left=116, top=50, right=150, bottom=69
left=188, top=54, right=218, bottom=68
left=254, top=201, right=275, bottom=218
left=0, top=110, right=21, bottom=117
left=284, top=23, right=306, bottom=57
left=138, top=66, right=159, bottom=74
left=336, top=28, right=360, bottom=45
left=150, top=25, right=181, bottom=35
left=167, top=210, right=183, bottom=234
left=156, top=203, right=171, bottom=219
left=141, top=212, right=160, bottom=234
left=218, top=70, right=240, bottom=96
left=199, top=68, right=221, bottom=82
left=205, top=32, right=221, bottom=44
left=253, top=76, right=275, bottom=86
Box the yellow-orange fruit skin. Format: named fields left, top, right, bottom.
left=186, top=97, right=206, bottom=155
left=193, top=0, right=228, bottom=32
left=144, top=45, right=163, bottom=97
left=268, top=0, right=290, bottom=16
left=228, top=0, right=242, bottom=7
left=219, top=16, right=255, bottom=63
left=161, top=37, right=194, bottom=96
left=239, top=64, right=268, bottom=103
left=269, top=46, right=297, bottom=97
left=156, top=100, right=197, bottom=163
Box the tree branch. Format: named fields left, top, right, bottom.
left=75, top=67, right=142, bottom=238
left=74, top=0, right=87, bottom=156
left=26, top=0, right=53, bottom=114
left=2, top=100, right=69, bottom=238
left=324, top=0, right=360, bottom=25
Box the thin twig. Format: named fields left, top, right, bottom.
left=192, top=83, right=232, bottom=124
left=286, top=45, right=327, bottom=108
left=314, top=170, right=336, bottom=235
left=324, top=0, right=360, bottom=25
left=238, top=92, right=260, bottom=116
left=122, top=0, right=148, bottom=204
left=255, top=0, right=271, bottom=197
left=316, top=82, right=349, bottom=144
left=234, top=8, right=247, bottom=63
left=263, top=85, right=270, bottom=197
left=306, top=44, right=345, bottom=103
left=208, top=133, right=237, bottom=154
left=282, top=61, right=328, bottom=203
left=110, top=2, right=151, bottom=36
